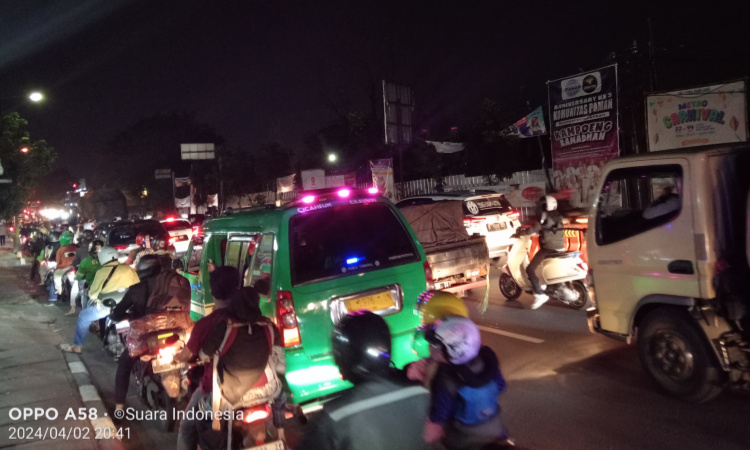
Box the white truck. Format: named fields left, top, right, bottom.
left=586, top=144, right=750, bottom=402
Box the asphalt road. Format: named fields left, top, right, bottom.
left=75, top=268, right=750, bottom=450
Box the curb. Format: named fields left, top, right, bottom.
left=63, top=352, right=126, bottom=450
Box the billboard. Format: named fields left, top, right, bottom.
left=646, top=80, right=747, bottom=151
left=301, top=169, right=325, bottom=191
left=548, top=65, right=619, bottom=208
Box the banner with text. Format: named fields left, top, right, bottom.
left=646, top=80, right=747, bottom=151
left=370, top=158, right=396, bottom=202
left=548, top=65, right=619, bottom=208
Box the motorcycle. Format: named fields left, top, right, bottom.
left=499, top=227, right=590, bottom=309
left=96, top=290, right=129, bottom=359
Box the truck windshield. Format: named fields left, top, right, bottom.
left=289, top=203, right=419, bottom=286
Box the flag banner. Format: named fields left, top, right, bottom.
left=276, top=173, right=296, bottom=193
left=174, top=196, right=190, bottom=208
left=301, top=169, right=325, bottom=190
left=425, top=141, right=465, bottom=153
left=206, top=194, right=219, bottom=207
left=646, top=80, right=747, bottom=151
left=500, top=107, right=547, bottom=138
left=325, top=173, right=356, bottom=188
left=548, top=64, right=619, bottom=208
left=370, top=158, right=395, bottom=201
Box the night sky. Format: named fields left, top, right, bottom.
left=1, top=0, right=747, bottom=179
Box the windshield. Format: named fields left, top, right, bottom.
left=463, top=195, right=513, bottom=216
left=289, top=202, right=419, bottom=286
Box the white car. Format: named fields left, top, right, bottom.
left=396, top=191, right=520, bottom=259
left=160, top=218, right=193, bottom=255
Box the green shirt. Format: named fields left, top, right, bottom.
left=75, top=256, right=102, bottom=285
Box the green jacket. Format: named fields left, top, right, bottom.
left=75, top=256, right=102, bottom=286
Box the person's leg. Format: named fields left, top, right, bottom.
left=526, top=250, right=546, bottom=295
left=67, top=276, right=79, bottom=315
left=114, top=354, right=137, bottom=407
left=176, top=387, right=205, bottom=450
left=81, top=285, right=90, bottom=309
left=48, top=280, right=58, bottom=302
left=53, top=269, right=64, bottom=294
left=73, top=304, right=108, bottom=347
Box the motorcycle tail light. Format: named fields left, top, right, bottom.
left=276, top=291, right=301, bottom=347
left=158, top=346, right=177, bottom=364
left=242, top=404, right=270, bottom=424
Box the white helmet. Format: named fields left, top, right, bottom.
left=97, top=246, right=118, bottom=264
left=540, top=195, right=558, bottom=212
left=426, top=315, right=481, bottom=365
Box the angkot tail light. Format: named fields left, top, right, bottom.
left=508, top=210, right=521, bottom=221
left=242, top=404, right=271, bottom=424
left=276, top=291, right=301, bottom=347
left=114, top=245, right=128, bottom=250
left=423, top=261, right=434, bottom=283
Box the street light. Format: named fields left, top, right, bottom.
left=28, top=92, right=43, bottom=102
left=20, top=147, right=29, bottom=154
left=327, top=153, right=337, bottom=163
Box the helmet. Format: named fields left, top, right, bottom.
left=136, top=254, right=162, bottom=279
left=135, top=233, right=152, bottom=248
left=81, top=229, right=94, bottom=242
left=150, top=235, right=168, bottom=251
left=425, top=315, right=481, bottom=365
left=47, top=231, right=61, bottom=243
left=97, top=246, right=118, bottom=264
left=60, top=231, right=75, bottom=246
left=89, top=239, right=104, bottom=254
left=418, top=291, right=469, bottom=325
left=539, top=195, right=558, bottom=212
left=332, top=311, right=391, bottom=382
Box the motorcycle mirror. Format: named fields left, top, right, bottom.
left=102, top=298, right=116, bottom=308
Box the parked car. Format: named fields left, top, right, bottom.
left=396, top=190, right=520, bottom=260
left=95, top=220, right=169, bottom=263
left=180, top=187, right=430, bottom=405
left=160, top=218, right=193, bottom=255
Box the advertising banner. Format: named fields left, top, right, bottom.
left=370, top=158, right=396, bottom=202
left=500, top=106, right=547, bottom=138
left=301, top=169, right=326, bottom=191
left=276, top=173, right=296, bottom=193
left=548, top=65, right=619, bottom=208
left=325, top=173, right=356, bottom=188
left=646, top=80, right=747, bottom=151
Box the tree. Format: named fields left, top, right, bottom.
left=0, top=113, right=56, bottom=218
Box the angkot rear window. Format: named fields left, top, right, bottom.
left=289, top=202, right=419, bottom=286
left=463, top=195, right=513, bottom=216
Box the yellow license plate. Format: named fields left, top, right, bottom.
left=345, top=292, right=395, bottom=313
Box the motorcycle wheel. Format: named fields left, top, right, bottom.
left=499, top=273, right=521, bottom=300
left=103, top=324, right=125, bottom=359
left=566, top=281, right=590, bottom=310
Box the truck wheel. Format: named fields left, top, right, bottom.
left=499, top=273, right=521, bottom=300
left=637, top=308, right=724, bottom=403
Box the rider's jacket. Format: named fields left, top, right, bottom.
left=299, top=375, right=431, bottom=450
left=533, top=210, right=564, bottom=251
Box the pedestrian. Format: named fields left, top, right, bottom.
left=422, top=316, right=511, bottom=449
left=59, top=246, right=139, bottom=353
left=174, top=266, right=240, bottom=450
left=298, top=311, right=431, bottom=450
left=0, top=221, right=7, bottom=247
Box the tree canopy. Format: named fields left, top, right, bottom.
left=0, top=113, right=56, bottom=219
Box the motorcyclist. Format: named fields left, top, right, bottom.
left=299, top=311, right=431, bottom=450
left=54, top=231, right=78, bottom=312
left=38, top=231, right=61, bottom=302
left=526, top=195, right=564, bottom=309
left=423, top=316, right=510, bottom=449
left=59, top=246, right=139, bottom=353
left=110, top=255, right=163, bottom=416
left=75, top=239, right=104, bottom=309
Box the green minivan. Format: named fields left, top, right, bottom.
left=181, top=188, right=430, bottom=404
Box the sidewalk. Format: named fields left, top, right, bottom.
left=0, top=248, right=122, bottom=450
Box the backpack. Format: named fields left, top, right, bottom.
left=209, top=319, right=283, bottom=431
left=145, top=270, right=191, bottom=314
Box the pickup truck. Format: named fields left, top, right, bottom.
left=399, top=201, right=489, bottom=294
left=586, top=144, right=750, bottom=402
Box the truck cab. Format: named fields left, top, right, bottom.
left=586, top=145, right=750, bottom=402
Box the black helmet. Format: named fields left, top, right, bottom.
left=136, top=254, right=162, bottom=280
left=332, top=311, right=391, bottom=382
left=47, top=231, right=61, bottom=243
left=81, top=229, right=94, bottom=242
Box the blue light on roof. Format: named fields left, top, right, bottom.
left=346, top=256, right=361, bottom=265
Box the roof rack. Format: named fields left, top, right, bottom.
left=221, top=204, right=277, bottom=216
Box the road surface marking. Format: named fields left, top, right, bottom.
left=477, top=325, right=544, bottom=344
left=68, top=361, right=86, bottom=373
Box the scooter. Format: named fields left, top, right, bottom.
left=499, top=227, right=590, bottom=309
